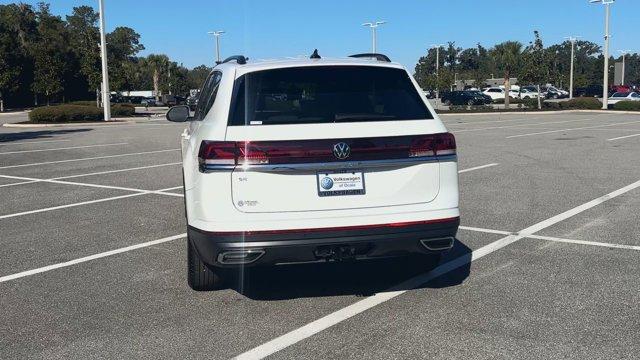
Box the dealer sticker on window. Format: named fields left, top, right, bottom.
left=317, top=171, right=365, bottom=197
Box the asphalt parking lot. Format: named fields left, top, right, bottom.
left=1, top=111, right=639, bottom=359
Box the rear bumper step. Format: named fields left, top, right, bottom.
left=188, top=217, right=459, bottom=267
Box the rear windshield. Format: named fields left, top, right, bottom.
left=228, top=66, right=432, bottom=126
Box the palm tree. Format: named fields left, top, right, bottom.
left=145, top=54, right=169, bottom=101
left=490, top=41, right=523, bottom=108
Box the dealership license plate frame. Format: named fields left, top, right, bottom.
left=316, top=170, right=366, bottom=197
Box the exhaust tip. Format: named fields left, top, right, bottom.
left=217, top=249, right=265, bottom=265
left=420, top=237, right=455, bottom=251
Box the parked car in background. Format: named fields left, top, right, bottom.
left=162, top=94, right=186, bottom=107
left=423, top=90, right=436, bottom=99
left=483, top=87, right=505, bottom=101
left=575, top=85, right=603, bottom=98
left=519, top=86, right=540, bottom=99
left=186, top=94, right=199, bottom=110
left=542, top=86, right=568, bottom=99
left=441, top=90, right=491, bottom=106
left=141, top=97, right=162, bottom=107
left=607, top=92, right=640, bottom=105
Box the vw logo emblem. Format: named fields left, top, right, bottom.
left=332, top=142, right=351, bottom=160
left=320, top=177, right=334, bottom=190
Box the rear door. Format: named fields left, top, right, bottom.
left=224, top=65, right=451, bottom=213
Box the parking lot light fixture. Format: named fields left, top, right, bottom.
left=565, top=36, right=581, bottom=99
left=98, top=0, right=111, bottom=121
left=431, top=44, right=444, bottom=100
left=618, top=50, right=631, bottom=85
left=207, top=30, right=225, bottom=64
left=590, top=0, right=614, bottom=109
left=362, top=21, right=386, bottom=53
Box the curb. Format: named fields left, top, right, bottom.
left=1, top=119, right=143, bottom=128
left=438, top=110, right=640, bottom=117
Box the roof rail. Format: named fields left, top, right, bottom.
left=221, top=55, right=247, bottom=65
left=349, top=53, right=391, bottom=62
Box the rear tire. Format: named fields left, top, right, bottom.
left=187, top=237, right=223, bottom=291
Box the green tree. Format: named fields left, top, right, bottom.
left=520, top=31, right=548, bottom=108
left=107, top=26, right=144, bottom=91
left=144, top=54, right=170, bottom=100
left=66, top=5, right=100, bottom=103
left=187, top=65, right=212, bottom=90
left=490, top=41, right=523, bottom=108
left=31, top=3, right=70, bottom=105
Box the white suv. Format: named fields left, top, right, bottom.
left=167, top=53, right=460, bottom=290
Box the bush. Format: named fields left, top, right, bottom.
left=29, top=105, right=103, bottom=123
left=493, top=97, right=523, bottom=104
left=613, top=101, right=640, bottom=111
left=112, top=103, right=135, bottom=117
left=28, top=103, right=136, bottom=123
left=559, top=97, right=601, bottom=110
left=69, top=100, right=98, bottom=106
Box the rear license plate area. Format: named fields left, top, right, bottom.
left=317, top=171, right=365, bottom=197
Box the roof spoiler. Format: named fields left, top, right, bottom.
left=349, top=53, right=391, bottom=62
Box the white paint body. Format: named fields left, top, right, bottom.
left=180, top=58, right=459, bottom=232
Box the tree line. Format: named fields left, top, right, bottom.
left=0, top=3, right=212, bottom=110
left=414, top=31, right=639, bottom=94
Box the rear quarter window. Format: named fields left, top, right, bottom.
left=228, top=66, right=432, bottom=126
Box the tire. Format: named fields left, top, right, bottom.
left=187, top=236, right=223, bottom=291
left=444, top=100, right=452, bottom=106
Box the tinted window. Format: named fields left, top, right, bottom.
left=611, top=92, right=629, bottom=98
left=228, top=66, right=432, bottom=126
left=195, top=71, right=222, bottom=120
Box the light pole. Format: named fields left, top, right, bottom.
left=431, top=44, right=444, bottom=100
left=618, top=50, right=631, bottom=85
left=98, top=0, right=110, bottom=121
left=362, top=21, right=386, bottom=53
left=208, top=30, right=225, bottom=64
left=565, top=36, right=581, bottom=99
left=590, top=0, right=614, bottom=109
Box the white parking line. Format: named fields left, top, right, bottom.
left=445, top=117, right=543, bottom=126
left=607, top=133, right=640, bottom=141
left=0, top=186, right=183, bottom=221
left=0, top=163, right=182, bottom=189
left=233, top=178, right=640, bottom=360
left=0, top=148, right=179, bottom=170
left=458, top=163, right=499, bottom=173
left=453, top=118, right=594, bottom=133
left=527, top=234, right=640, bottom=251
left=0, top=174, right=183, bottom=197
left=0, top=233, right=187, bottom=283
left=0, top=139, right=70, bottom=146
left=0, top=142, right=127, bottom=155
left=506, top=120, right=640, bottom=139
left=460, top=225, right=640, bottom=251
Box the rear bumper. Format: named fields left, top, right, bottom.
left=188, top=217, right=459, bottom=267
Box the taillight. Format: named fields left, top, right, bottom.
left=198, top=133, right=456, bottom=171
left=409, top=133, right=456, bottom=157
left=198, top=141, right=236, bottom=169
left=434, top=132, right=456, bottom=156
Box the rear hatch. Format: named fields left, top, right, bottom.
left=203, top=65, right=454, bottom=213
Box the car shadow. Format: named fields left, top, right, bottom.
left=0, top=129, right=91, bottom=143
left=227, top=239, right=471, bottom=300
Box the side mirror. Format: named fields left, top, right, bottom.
left=166, top=105, right=191, bottom=122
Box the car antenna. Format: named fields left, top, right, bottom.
left=310, top=49, right=321, bottom=59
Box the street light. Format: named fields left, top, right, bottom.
left=565, top=36, right=581, bottom=99
left=618, top=50, right=631, bottom=85
left=431, top=44, right=444, bottom=99
left=207, top=30, right=225, bottom=64
left=98, top=0, right=110, bottom=121
left=590, top=0, right=614, bottom=109
left=362, top=21, right=386, bottom=53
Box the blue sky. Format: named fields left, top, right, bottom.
left=6, top=0, right=639, bottom=70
